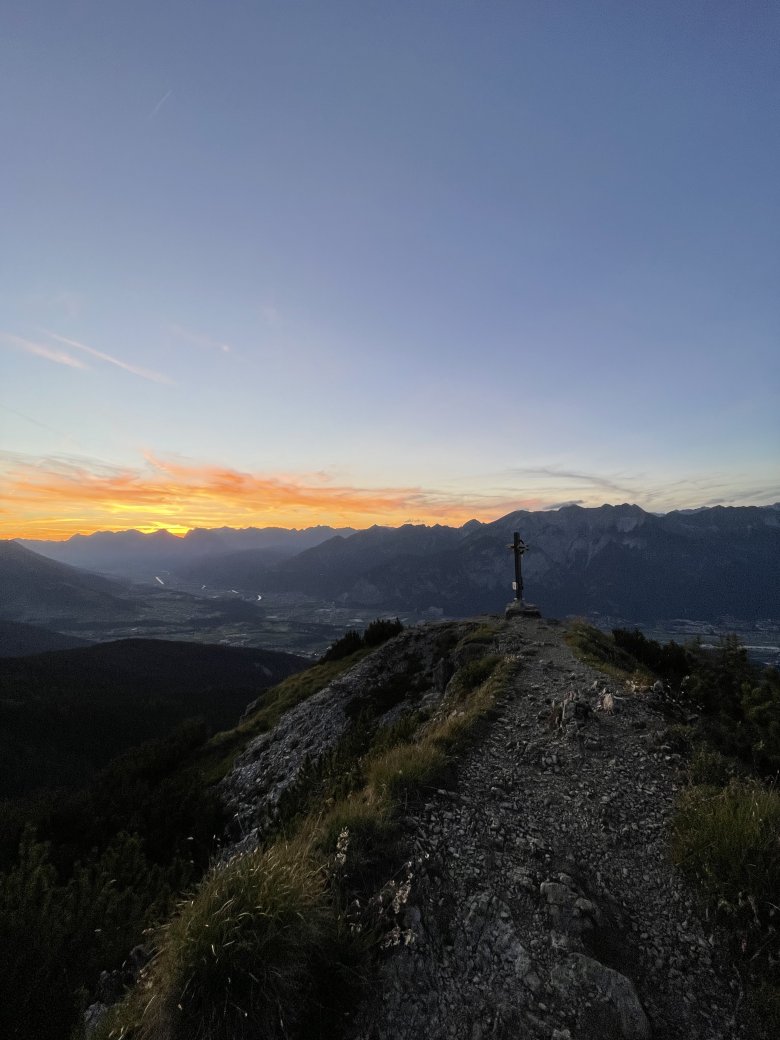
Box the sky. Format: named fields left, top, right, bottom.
left=1, top=0, right=778, bottom=539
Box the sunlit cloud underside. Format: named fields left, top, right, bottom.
left=0, top=454, right=535, bottom=539
left=2, top=453, right=775, bottom=540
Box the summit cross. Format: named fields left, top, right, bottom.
left=507, top=531, right=527, bottom=603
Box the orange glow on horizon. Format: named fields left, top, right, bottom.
left=0, top=455, right=539, bottom=540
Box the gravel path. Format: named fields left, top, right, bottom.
left=349, top=616, right=760, bottom=1040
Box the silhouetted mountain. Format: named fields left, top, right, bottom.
left=184, top=523, right=477, bottom=594
left=19, top=525, right=357, bottom=580
left=475, top=503, right=780, bottom=621
left=178, top=546, right=296, bottom=586
left=10, top=506, right=779, bottom=627
left=0, top=620, right=92, bottom=657
left=0, top=637, right=306, bottom=797
left=0, top=540, right=134, bottom=623
left=191, top=504, right=779, bottom=623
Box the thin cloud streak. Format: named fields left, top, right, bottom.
left=506, top=466, right=637, bottom=499
left=1, top=332, right=87, bottom=369
left=46, top=332, right=173, bottom=384
left=491, top=464, right=779, bottom=513
left=148, top=89, right=173, bottom=119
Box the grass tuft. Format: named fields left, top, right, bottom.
left=671, top=780, right=780, bottom=918
left=460, top=620, right=504, bottom=645
left=99, top=841, right=334, bottom=1040
left=453, top=654, right=501, bottom=694
left=687, top=745, right=742, bottom=787
left=428, top=657, right=514, bottom=751
left=564, top=619, right=651, bottom=683
left=315, top=797, right=393, bottom=856
left=365, top=743, right=447, bottom=801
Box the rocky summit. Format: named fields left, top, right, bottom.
left=217, top=615, right=758, bottom=1040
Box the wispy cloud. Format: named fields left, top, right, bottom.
left=148, top=89, right=173, bottom=119
left=698, top=488, right=779, bottom=508
left=1, top=332, right=87, bottom=369
left=491, top=464, right=780, bottom=513
left=506, top=466, right=637, bottom=499
left=46, top=332, right=172, bottom=384
left=3, top=451, right=775, bottom=539
left=169, top=324, right=232, bottom=354
left=0, top=452, right=524, bottom=539
left=2, top=330, right=172, bottom=384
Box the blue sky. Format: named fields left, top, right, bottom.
left=1, top=1, right=778, bottom=536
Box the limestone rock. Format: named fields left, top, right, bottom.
left=552, top=953, right=652, bottom=1040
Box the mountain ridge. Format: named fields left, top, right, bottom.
left=9, top=503, right=780, bottom=628
left=78, top=615, right=772, bottom=1040
left=18, top=524, right=358, bottom=579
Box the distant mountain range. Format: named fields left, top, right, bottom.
left=7, top=503, right=780, bottom=627
left=233, top=505, right=780, bottom=624
left=19, top=525, right=356, bottom=580
left=178, top=503, right=780, bottom=623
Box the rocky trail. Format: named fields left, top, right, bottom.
left=348, top=616, right=758, bottom=1040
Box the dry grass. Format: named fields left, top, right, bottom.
left=672, top=779, right=780, bottom=916
left=95, top=840, right=333, bottom=1040
left=460, top=620, right=505, bottom=645
left=365, top=742, right=447, bottom=801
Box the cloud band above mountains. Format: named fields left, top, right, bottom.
left=1, top=452, right=775, bottom=540
left=0, top=453, right=529, bottom=538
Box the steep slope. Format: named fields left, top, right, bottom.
left=0, top=540, right=134, bottom=623
left=0, top=619, right=91, bottom=656
left=0, top=638, right=306, bottom=796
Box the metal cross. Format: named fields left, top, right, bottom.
left=507, top=531, right=527, bottom=602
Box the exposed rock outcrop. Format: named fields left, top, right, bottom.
left=222, top=623, right=468, bottom=850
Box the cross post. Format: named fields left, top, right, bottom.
left=508, top=531, right=527, bottom=602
